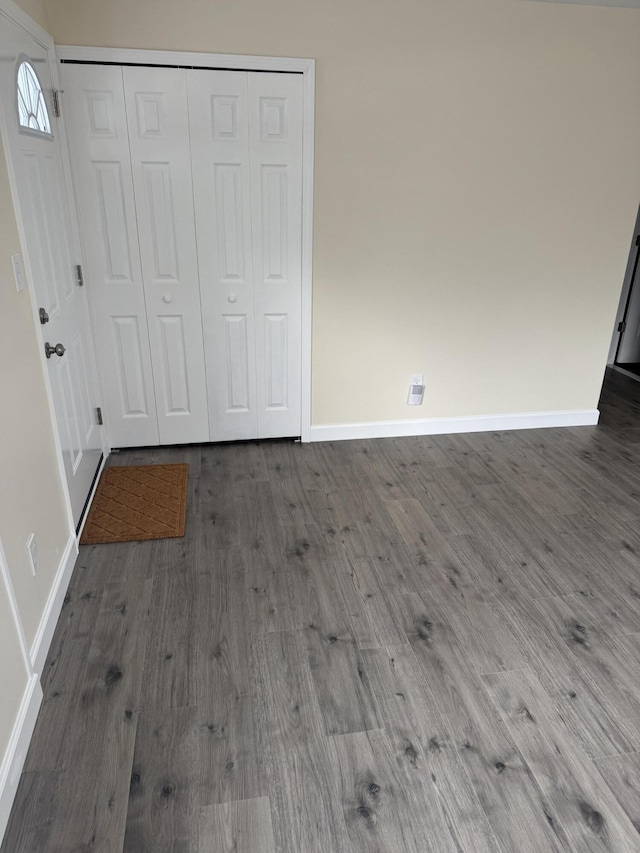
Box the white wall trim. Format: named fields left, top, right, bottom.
left=29, top=534, right=78, bottom=677
left=309, top=409, right=600, bottom=442
left=300, top=61, right=315, bottom=443
left=0, top=674, right=42, bottom=843
left=0, top=538, right=31, bottom=678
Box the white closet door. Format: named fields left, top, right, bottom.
left=248, top=72, right=303, bottom=439
left=122, top=67, right=209, bottom=444
left=187, top=70, right=258, bottom=441
left=61, top=64, right=159, bottom=447
left=187, top=70, right=304, bottom=441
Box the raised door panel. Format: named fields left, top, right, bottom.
left=61, top=63, right=159, bottom=447
left=112, top=316, right=152, bottom=417
left=123, top=66, right=209, bottom=445
left=248, top=73, right=303, bottom=439
left=22, top=151, right=61, bottom=319
left=187, top=69, right=258, bottom=441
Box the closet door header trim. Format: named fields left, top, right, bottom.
left=55, top=46, right=313, bottom=74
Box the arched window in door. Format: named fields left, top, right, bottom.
left=16, top=59, right=52, bottom=136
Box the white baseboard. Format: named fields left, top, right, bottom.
left=309, top=409, right=600, bottom=442
left=0, top=674, right=42, bottom=842
left=30, top=534, right=78, bottom=676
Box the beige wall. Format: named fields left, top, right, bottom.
left=46, top=0, right=640, bottom=424
left=13, top=0, right=48, bottom=29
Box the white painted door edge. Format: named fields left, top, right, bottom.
left=309, top=409, right=600, bottom=442
left=56, top=45, right=315, bottom=443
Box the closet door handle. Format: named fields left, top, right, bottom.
left=162, top=293, right=173, bottom=304
left=228, top=295, right=237, bottom=303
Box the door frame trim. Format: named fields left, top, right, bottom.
left=607, top=203, right=640, bottom=366
left=57, top=45, right=316, bottom=442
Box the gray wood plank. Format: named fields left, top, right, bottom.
left=407, top=600, right=566, bottom=852
left=329, top=728, right=456, bottom=853
left=0, top=771, right=60, bottom=853
left=349, top=559, right=408, bottom=649
left=23, top=555, right=105, bottom=772
left=46, top=574, right=153, bottom=851
left=201, top=441, right=268, bottom=484
left=594, top=752, right=640, bottom=836
left=251, top=629, right=355, bottom=853
left=138, top=473, right=200, bottom=710
left=193, top=548, right=255, bottom=701
left=484, top=668, right=640, bottom=851
left=530, top=594, right=640, bottom=752
left=491, top=591, right=640, bottom=759
left=292, top=540, right=380, bottom=733
left=246, top=566, right=301, bottom=634
left=361, top=645, right=502, bottom=852
left=124, top=699, right=260, bottom=851
left=198, top=797, right=276, bottom=853
left=395, top=586, right=527, bottom=679
left=124, top=705, right=200, bottom=853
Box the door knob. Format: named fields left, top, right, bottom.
left=39, top=307, right=49, bottom=325
left=228, top=295, right=237, bottom=303
left=162, top=293, right=173, bottom=303
left=45, top=342, right=66, bottom=359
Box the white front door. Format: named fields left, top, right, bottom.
left=0, top=17, right=104, bottom=528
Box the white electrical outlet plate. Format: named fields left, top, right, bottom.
left=408, top=374, right=425, bottom=406
left=26, top=533, right=38, bottom=576
left=11, top=253, right=25, bottom=292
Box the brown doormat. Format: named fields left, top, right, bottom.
left=80, top=464, right=189, bottom=545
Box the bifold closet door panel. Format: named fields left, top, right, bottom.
left=248, top=72, right=304, bottom=439
left=61, top=64, right=160, bottom=447
left=187, top=70, right=259, bottom=442
left=122, top=66, right=209, bottom=445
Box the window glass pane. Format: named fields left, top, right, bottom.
left=16, top=60, right=52, bottom=135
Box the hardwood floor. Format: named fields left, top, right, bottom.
left=5, top=367, right=640, bottom=851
